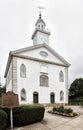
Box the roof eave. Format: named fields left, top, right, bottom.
left=43, top=44, right=70, bottom=67
left=31, top=28, right=50, bottom=40
left=11, top=53, right=69, bottom=67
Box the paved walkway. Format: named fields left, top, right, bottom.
left=10, top=106, right=83, bottom=130
left=42, top=106, right=83, bottom=130
left=12, top=123, right=50, bottom=130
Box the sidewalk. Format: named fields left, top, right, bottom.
left=11, top=123, right=51, bottom=130
left=42, top=106, right=83, bottom=130
left=8, top=106, right=83, bottom=130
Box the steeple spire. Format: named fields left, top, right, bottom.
left=35, top=12, right=46, bottom=30
left=31, top=10, right=51, bottom=46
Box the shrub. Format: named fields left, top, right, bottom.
left=80, top=102, right=83, bottom=106
left=53, top=106, right=73, bottom=114
left=4, top=105, right=45, bottom=127
left=58, top=106, right=64, bottom=113
left=64, top=108, right=73, bottom=114
left=69, top=97, right=83, bottom=105
left=0, top=109, right=7, bottom=130
left=53, top=106, right=64, bottom=113
left=53, top=107, right=58, bottom=112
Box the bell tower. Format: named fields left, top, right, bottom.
left=31, top=12, right=51, bottom=46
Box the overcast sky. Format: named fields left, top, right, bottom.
left=0, top=0, right=83, bottom=85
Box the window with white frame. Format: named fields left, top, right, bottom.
left=21, top=88, right=26, bottom=101
left=20, top=64, right=26, bottom=78
left=59, top=71, right=64, bottom=82
left=40, top=75, right=48, bottom=87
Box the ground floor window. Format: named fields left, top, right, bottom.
left=21, top=88, right=26, bottom=101
left=60, top=91, right=64, bottom=101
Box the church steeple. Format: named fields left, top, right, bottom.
left=31, top=13, right=50, bottom=46
left=35, top=12, right=46, bottom=30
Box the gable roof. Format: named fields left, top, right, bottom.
left=4, top=43, right=70, bottom=77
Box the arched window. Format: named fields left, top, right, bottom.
left=40, top=75, right=48, bottom=86
left=21, top=88, right=26, bottom=101
left=59, top=71, right=64, bottom=82
left=20, top=64, right=26, bottom=78
left=60, top=91, right=64, bottom=101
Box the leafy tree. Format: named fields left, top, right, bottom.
left=0, top=85, right=6, bottom=97
left=69, top=78, right=83, bottom=99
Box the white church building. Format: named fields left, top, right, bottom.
left=4, top=13, right=70, bottom=105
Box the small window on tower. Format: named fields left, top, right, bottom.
left=41, top=25, right=43, bottom=30
left=38, top=25, right=40, bottom=29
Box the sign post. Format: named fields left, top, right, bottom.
left=10, top=108, right=13, bottom=129
left=1, top=91, right=19, bottom=129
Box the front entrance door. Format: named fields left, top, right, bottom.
left=33, top=92, right=38, bottom=104
left=50, top=93, right=55, bottom=104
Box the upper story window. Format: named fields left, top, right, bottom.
left=59, top=71, right=64, bottom=82
left=20, top=64, right=26, bottom=78
left=21, top=88, right=26, bottom=101
left=40, top=75, right=48, bottom=87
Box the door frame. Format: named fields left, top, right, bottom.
left=50, top=92, right=55, bottom=104
left=33, top=91, right=39, bottom=104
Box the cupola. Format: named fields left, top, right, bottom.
left=31, top=13, right=50, bottom=46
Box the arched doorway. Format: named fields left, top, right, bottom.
left=33, top=92, right=38, bottom=104
left=50, top=92, right=55, bottom=104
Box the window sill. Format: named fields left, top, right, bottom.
left=40, top=85, right=49, bottom=87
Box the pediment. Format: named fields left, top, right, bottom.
left=11, top=44, right=70, bottom=66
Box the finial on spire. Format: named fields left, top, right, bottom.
left=37, top=7, right=45, bottom=18
left=39, top=11, right=41, bottom=18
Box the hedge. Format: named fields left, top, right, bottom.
left=79, top=102, right=83, bottom=106
left=0, top=109, right=7, bottom=130
left=69, top=100, right=83, bottom=105
left=69, top=96, right=83, bottom=105
left=4, top=105, right=45, bottom=127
